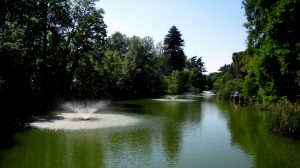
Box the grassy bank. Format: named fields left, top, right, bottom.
left=266, top=101, right=300, bottom=138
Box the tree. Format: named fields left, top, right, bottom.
left=163, top=25, right=186, bottom=72
left=165, top=71, right=181, bottom=95
left=67, top=0, right=107, bottom=97
left=213, top=51, right=246, bottom=99
left=123, top=36, right=164, bottom=97
left=186, top=56, right=206, bottom=92
left=205, top=72, right=219, bottom=90
left=229, top=51, right=246, bottom=79
left=218, top=64, right=230, bottom=74
left=243, top=0, right=300, bottom=103
left=106, top=32, right=128, bottom=59
left=0, top=0, right=107, bottom=124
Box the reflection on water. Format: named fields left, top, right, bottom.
left=216, top=100, right=300, bottom=168
left=0, top=98, right=300, bottom=168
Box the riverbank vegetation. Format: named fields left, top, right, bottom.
left=209, top=0, right=300, bottom=136
left=1, top=0, right=299, bottom=137
left=0, top=0, right=206, bottom=128
left=266, top=101, right=300, bottom=137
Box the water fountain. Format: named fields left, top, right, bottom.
left=152, top=95, right=196, bottom=102
left=201, top=91, right=216, bottom=97
left=168, top=95, right=178, bottom=101
left=63, top=101, right=105, bottom=120
left=30, top=100, right=140, bottom=130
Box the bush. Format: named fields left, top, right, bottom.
left=266, top=100, right=300, bottom=137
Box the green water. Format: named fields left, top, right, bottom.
left=1, top=97, right=300, bottom=168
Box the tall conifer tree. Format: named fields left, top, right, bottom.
left=163, top=25, right=186, bottom=72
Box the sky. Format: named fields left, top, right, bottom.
left=96, top=0, right=247, bottom=73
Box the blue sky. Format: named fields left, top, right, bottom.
left=97, top=0, right=247, bottom=73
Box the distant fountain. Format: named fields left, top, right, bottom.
left=201, top=91, right=216, bottom=97
left=63, top=101, right=107, bottom=120
left=153, top=95, right=196, bottom=102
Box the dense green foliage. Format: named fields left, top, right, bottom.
left=0, top=1, right=206, bottom=129
left=213, top=0, right=299, bottom=104
left=0, top=0, right=107, bottom=98
left=103, top=30, right=206, bottom=97
left=185, top=56, right=206, bottom=92
left=0, top=0, right=108, bottom=130
left=211, top=0, right=300, bottom=136
left=164, top=70, right=184, bottom=95
left=211, top=51, right=246, bottom=99
left=243, top=0, right=300, bottom=103
left=162, top=26, right=206, bottom=95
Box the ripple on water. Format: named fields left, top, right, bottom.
left=30, top=113, right=140, bottom=131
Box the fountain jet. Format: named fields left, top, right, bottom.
left=63, top=101, right=107, bottom=120
left=168, top=95, right=178, bottom=101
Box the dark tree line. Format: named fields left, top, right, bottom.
left=0, top=0, right=108, bottom=130
left=97, top=26, right=206, bottom=98
left=0, top=0, right=206, bottom=129
left=0, top=0, right=107, bottom=99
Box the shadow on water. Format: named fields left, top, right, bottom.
left=112, top=100, right=150, bottom=114
left=0, top=92, right=56, bottom=150
left=0, top=132, right=15, bottom=150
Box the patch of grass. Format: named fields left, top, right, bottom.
left=266, top=100, right=300, bottom=137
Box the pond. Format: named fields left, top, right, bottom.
left=0, top=97, right=300, bottom=168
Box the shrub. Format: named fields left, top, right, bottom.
left=266, top=100, right=300, bottom=137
